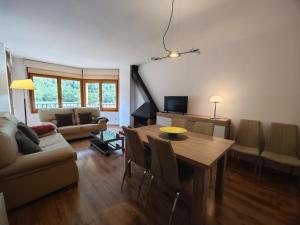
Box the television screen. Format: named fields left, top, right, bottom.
left=164, top=96, right=188, bottom=114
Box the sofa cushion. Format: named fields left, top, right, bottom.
left=15, top=130, right=42, bottom=155
left=74, top=107, right=100, bottom=124
left=80, top=123, right=103, bottom=133
left=57, top=125, right=82, bottom=135
left=39, top=133, right=72, bottom=152
left=0, top=144, right=76, bottom=178
left=0, top=118, right=19, bottom=169
left=78, top=112, right=92, bottom=124
left=17, top=122, right=40, bottom=145
left=55, top=113, right=74, bottom=127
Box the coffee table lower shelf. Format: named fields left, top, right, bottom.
left=90, top=139, right=124, bottom=155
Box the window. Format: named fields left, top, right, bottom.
left=31, top=76, right=59, bottom=110
left=29, top=74, right=118, bottom=112
left=101, top=81, right=118, bottom=111
left=61, top=79, right=81, bottom=108
left=85, top=82, right=100, bottom=107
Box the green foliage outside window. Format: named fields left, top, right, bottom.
left=102, top=83, right=116, bottom=104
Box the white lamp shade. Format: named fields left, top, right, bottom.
left=10, top=79, right=35, bottom=90
left=210, top=95, right=223, bottom=103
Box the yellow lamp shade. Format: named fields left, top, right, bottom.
left=210, top=95, right=223, bottom=103
left=10, top=79, right=35, bottom=90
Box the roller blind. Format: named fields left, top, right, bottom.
left=26, top=60, right=119, bottom=80
left=82, top=69, right=119, bottom=80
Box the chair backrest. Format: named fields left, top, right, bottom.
left=266, top=123, right=298, bottom=157
left=235, top=119, right=264, bottom=150
left=192, top=121, right=214, bottom=136
left=171, top=118, right=187, bottom=128
left=122, top=126, right=146, bottom=167
left=147, top=135, right=181, bottom=190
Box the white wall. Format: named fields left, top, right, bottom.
left=119, top=65, right=131, bottom=126
left=11, top=57, right=129, bottom=125
left=0, top=42, right=10, bottom=112
left=136, top=0, right=300, bottom=139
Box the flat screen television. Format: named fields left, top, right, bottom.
left=164, top=96, right=188, bottom=114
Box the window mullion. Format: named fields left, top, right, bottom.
left=57, top=78, right=62, bottom=108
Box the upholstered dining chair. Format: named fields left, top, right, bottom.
left=121, top=126, right=151, bottom=199
left=171, top=118, right=187, bottom=128
left=192, top=121, right=214, bottom=136
left=231, top=119, right=264, bottom=173
left=147, top=135, right=194, bottom=225
left=259, top=123, right=299, bottom=189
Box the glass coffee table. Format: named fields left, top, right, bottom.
left=90, top=130, right=125, bottom=155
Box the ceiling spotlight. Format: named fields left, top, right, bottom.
left=151, top=0, right=201, bottom=61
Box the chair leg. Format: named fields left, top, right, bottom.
left=289, top=166, right=294, bottom=175
left=297, top=177, right=300, bottom=195
left=137, top=170, right=148, bottom=200
left=145, top=175, right=155, bottom=207
left=121, top=159, right=131, bottom=192
left=254, top=157, right=259, bottom=176
left=168, top=192, right=180, bottom=225
left=258, top=158, right=265, bottom=177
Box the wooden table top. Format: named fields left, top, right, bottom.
left=135, top=125, right=234, bottom=169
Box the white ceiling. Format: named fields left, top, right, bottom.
left=1, top=0, right=299, bottom=68
left=0, top=0, right=229, bottom=68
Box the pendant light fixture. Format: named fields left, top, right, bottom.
left=151, top=0, right=200, bottom=61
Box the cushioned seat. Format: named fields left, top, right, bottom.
left=231, top=144, right=260, bottom=156
left=57, top=125, right=82, bottom=135
left=39, top=133, right=68, bottom=148
left=261, top=151, right=300, bottom=167
left=80, top=123, right=102, bottom=133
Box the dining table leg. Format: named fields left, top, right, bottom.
left=191, top=167, right=209, bottom=225
left=215, top=153, right=227, bottom=199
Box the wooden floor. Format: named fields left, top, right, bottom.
left=8, top=134, right=300, bottom=225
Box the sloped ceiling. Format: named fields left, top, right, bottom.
left=0, top=0, right=231, bottom=67
left=0, top=0, right=299, bottom=68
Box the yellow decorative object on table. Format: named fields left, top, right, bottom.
left=160, top=126, right=187, bottom=139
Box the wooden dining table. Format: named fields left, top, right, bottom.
left=125, top=125, right=234, bottom=225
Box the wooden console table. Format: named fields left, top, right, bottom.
left=156, top=112, right=231, bottom=138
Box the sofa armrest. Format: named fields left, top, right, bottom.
left=97, top=118, right=108, bottom=130
left=0, top=148, right=76, bottom=178
left=41, top=122, right=57, bottom=130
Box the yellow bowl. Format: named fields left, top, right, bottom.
left=160, top=126, right=187, bottom=134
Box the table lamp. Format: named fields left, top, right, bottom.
left=10, top=79, right=35, bottom=125
left=210, top=95, right=223, bottom=119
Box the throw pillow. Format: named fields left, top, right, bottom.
left=31, top=124, right=55, bottom=135
left=78, top=112, right=92, bottom=124
left=15, top=130, right=42, bottom=155
left=17, top=122, right=40, bottom=144
left=55, top=113, right=73, bottom=127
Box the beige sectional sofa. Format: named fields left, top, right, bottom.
left=39, top=107, right=107, bottom=141
left=0, top=113, right=79, bottom=210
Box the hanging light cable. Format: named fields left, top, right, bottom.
left=151, top=0, right=200, bottom=61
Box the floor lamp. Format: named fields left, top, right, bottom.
left=10, top=79, right=35, bottom=125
